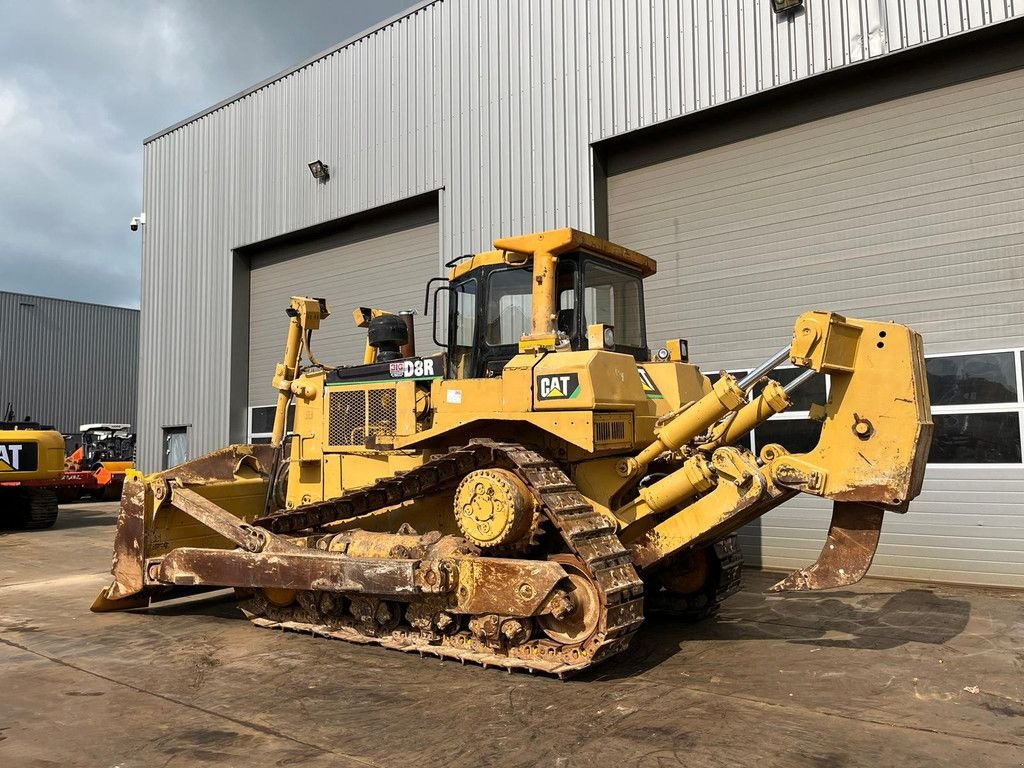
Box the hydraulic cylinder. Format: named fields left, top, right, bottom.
left=616, top=454, right=717, bottom=525
left=709, top=367, right=817, bottom=447
left=621, top=374, right=745, bottom=478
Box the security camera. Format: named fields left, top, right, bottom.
left=130, top=213, right=146, bottom=231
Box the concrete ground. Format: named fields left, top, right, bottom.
left=1, top=502, right=1022, bottom=768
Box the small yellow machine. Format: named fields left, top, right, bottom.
left=0, top=417, right=66, bottom=529
left=94, top=229, right=932, bottom=676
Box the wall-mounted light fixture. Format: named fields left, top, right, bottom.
left=308, top=160, right=330, bottom=182
left=771, top=0, right=804, bottom=12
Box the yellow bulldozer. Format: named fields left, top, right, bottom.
left=93, top=229, right=932, bottom=676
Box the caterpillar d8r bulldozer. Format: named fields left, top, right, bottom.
left=93, top=228, right=932, bottom=677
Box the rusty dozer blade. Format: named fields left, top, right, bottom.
left=770, top=501, right=883, bottom=592
left=92, top=444, right=277, bottom=610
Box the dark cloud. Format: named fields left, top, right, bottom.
left=0, top=0, right=414, bottom=308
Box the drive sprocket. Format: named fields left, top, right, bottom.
left=454, top=468, right=535, bottom=548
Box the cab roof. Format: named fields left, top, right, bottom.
left=448, top=228, right=657, bottom=281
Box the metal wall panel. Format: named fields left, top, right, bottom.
left=0, top=292, right=139, bottom=435
left=137, top=0, right=1022, bottom=469
left=607, top=67, right=1024, bottom=587
left=608, top=67, right=1024, bottom=362
left=247, top=214, right=439, bottom=406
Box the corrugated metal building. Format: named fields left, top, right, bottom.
left=0, top=292, right=139, bottom=438
left=138, top=1, right=1024, bottom=586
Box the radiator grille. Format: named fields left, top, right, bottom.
left=594, top=415, right=631, bottom=447
left=329, top=390, right=366, bottom=445
left=367, top=389, right=398, bottom=440
left=595, top=419, right=626, bottom=443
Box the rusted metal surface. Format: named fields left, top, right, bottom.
left=770, top=501, right=885, bottom=592
left=153, top=525, right=569, bottom=619
left=158, top=548, right=426, bottom=594
left=322, top=529, right=469, bottom=560
left=536, top=555, right=601, bottom=644
left=159, top=444, right=275, bottom=486
left=93, top=438, right=643, bottom=675
left=92, top=444, right=274, bottom=611
left=451, top=557, right=566, bottom=616
left=239, top=441, right=644, bottom=676
left=96, top=475, right=147, bottom=603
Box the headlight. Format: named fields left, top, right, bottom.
left=603, top=327, right=615, bottom=349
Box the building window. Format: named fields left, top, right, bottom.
left=925, top=351, right=1023, bottom=465
left=710, top=347, right=1024, bottom=467
left=929, top=413, right=1021, bottom=464
left=163, top=426, right=189, bottom=469
left=926, top=351, right=1017, bottom=405
left=754, top=417, right=822, bottom=455
left=248, top=403, right=294, bottom=444
left=750, top=367, right=824, bottom=456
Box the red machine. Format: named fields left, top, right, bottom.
left=57, top=424, right=136, bottom=501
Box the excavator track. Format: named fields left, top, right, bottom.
left=241, top=441, right=645, bottom=677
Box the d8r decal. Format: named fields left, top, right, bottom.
left=389, top=358, right=436, bottom=379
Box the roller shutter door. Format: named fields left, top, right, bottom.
left=247, top=207, right=439, bottom=414
left=608, top=67, right=1024, bottom=587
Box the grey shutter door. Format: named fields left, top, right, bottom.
left=248, top=210, right=439, bottom=407
left=607, top=68, right=1024, bottom=587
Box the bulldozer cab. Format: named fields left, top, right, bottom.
left=443, top=229, right=656, bottom=379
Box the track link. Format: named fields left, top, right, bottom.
left=647, top=535, right=743, bottom=621
left=253, top=443, right=495, bottom=534
left=242, top=440, right=644, bottom=676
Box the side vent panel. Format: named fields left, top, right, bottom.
left=594, top=413, right=632, bottom=449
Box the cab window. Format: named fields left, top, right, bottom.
left=485, top=263, right=578, bottom=346
left=582, top=261, right=644, bottom=347
left=485, top=269, right=532, bottom=345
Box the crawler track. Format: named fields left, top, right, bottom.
left=242, top=441, right=645, bottom=676
left=647, top=535, right=743, bottom=621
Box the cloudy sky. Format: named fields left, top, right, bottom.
left=0, top=0, right=412, bottom=308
